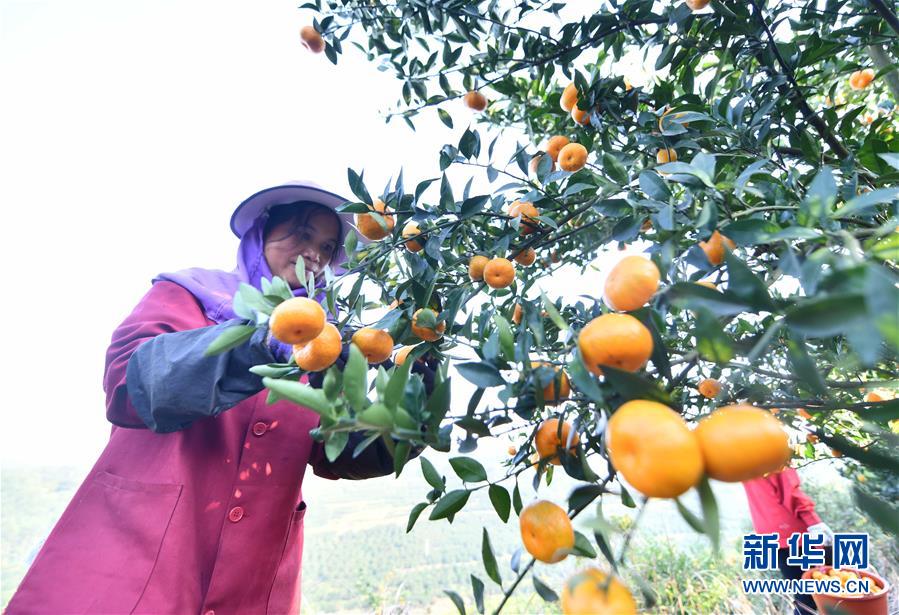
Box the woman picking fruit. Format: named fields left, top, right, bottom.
left=6, top=181, right=433, bottom=615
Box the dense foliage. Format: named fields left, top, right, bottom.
left=216, top=0, right=899, bottom=611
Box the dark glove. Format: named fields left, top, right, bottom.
left=264, top=329, right=295, bottom=364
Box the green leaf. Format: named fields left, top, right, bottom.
left=470, top=575, right=485, bottom=614
left=540, top=290, right=568, bottom=330
left=438, top=108, right=453, bottom=129
left=568, top=349, right=604, bottom=404
left=429, top=489, right=470, bottom=520
left=347, top=168, right=372, bottom=204
left=833, top=187, right=899, bottom=219
left=657, top=161, right=714, bottom=187
left=675, top=498, right=706, bottom=534
left=455, top=416, right=492, bottom=437
left=262, top=377, right=332, bottom=416
left=667, top=282, right=753, bottom=317
left=205, top=324, right=256, bottom=356
left=786, top=340, right=829, bottom=397
left=450, top=457, right=488, bottom=482
left=602, top=152, right=629, bottom=183
left=343, top=344, right=368, bottom=412
left=869, top=233, right=899, bottom=262
left=698, top=477, right=720, bottom=552
left=856, top=398, right=899, bottom=423
left=639, top=170, right=670, bottom=200
left=444, top=589, right=466, bottom=615
left=620, top=487, right=636, bottom=508
left=456, top=362, right=506, bottom=388
left=513, top=482, right=523, bottom=515
left=494, top=313, right=515, bottom=360
left=249, top=364, right=296, bottom=379
left=481, top=528, right=502, bottom=586
left=406, top=502, right=428, bottom=533
left=488, top=484, right=511, bottom=523
left=878, top=153, right=899, bottom=171
left=785, top=295, right=868, bottom=337
left=568, top=484, right=604, bottom=511
left=724, top=252, right=775, bottom=311
left=426, top=378, right=452, bottom=433
left=420, top=457, right=445, bottom=491
left=603, top=365, right=673, bottom=405
left=800, top=166, right=837, bottom=223
left=532, top=575, right=559, bottom=602
left=694, top=308, right=735, bottom=364
left=393, top=441, right=412, bottom=477
left=853, top=487, right=899, bottom=539
left=817, top=433, right=899, bottom=472
left=572, top=531, right=597, bottom=558
left=384, top=358, right=413, bottom=409
left=324, top=431, right=348, bottom=462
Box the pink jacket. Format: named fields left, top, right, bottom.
left=742, top=467, right=822, bottom=548
left=7, top=281, right=350, bottom=614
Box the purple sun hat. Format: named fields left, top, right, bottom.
left=230, top=179, right=365, bottom=265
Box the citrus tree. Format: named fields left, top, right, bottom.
left=216, top=0, right=899, bottom=611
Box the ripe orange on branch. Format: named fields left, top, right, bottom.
left=698, top=378, right=722, bottom=399
left=535, top=417, right=578, bottom=462
left=534, top=364, right=570, bottom=405
left=561, top=568, right=637, bottom=615
left=571, top=107, right=591, bottom=126
left=270, top=297, right=326, bottom=345
left=545, top=135, right=570, bottom=161
left=483, top=257, right=515, bottom=289
left=558, top=142, right=588, bottom=172
left=355, top=199, right=395, bottom=240
left=468, top=255, right=489, bottom=281
left=411, top=308, right=446, bottom=342
left=293, top=322, right=342, bottom=372
left=513, top=247, right=536, bottom=266
left=699, top=230, right=736, bottom=265
left=849, top=68, right=875, bottom=90
left=464, top=90, right=488, bottom=111
left=351, top=328, right=394, bottom=364
left=401, top=221, right=424, bottom=252
left=684, top=0, right=710, bottom=11
left=604, top=255, right=660, bottom=311
left=606, top=400, right=704, bottom=498
left=507, top=200, right=540, bottom=234
left=519, top=500, right=575, bottom=563
left=393, top=344, right=418, bottom=365
left=560, top=83, right=578, bottom=112
left=299, top=26, right=325, bottom=53
left=578, top=313, right=653, bottom=375
left=656, top=148, right=677, bottom=164
left=694, top=404, right=791, bottom=482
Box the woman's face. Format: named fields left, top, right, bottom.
left=263, top=207, right=341, bottom=288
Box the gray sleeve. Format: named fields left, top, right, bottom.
left=125, top=321, right=278, bottom=433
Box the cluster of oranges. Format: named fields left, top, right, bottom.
left=514, top=400, right=790, bottom=614
left=268, top=293, right=443, bottom=373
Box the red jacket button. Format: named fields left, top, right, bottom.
left=228, top=506, right=244, bottom=522
left=252, top=421, right=268, bottom=436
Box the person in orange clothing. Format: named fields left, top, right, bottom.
left=743, top=466, right=834, bottom=614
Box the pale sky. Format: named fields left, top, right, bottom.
left=0, top=0, right=654, bottom=468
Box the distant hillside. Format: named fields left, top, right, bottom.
left=2, top=453, right=759, bottom=613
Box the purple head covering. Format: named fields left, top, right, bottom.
left=155, top=205, right=341, bottom=324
